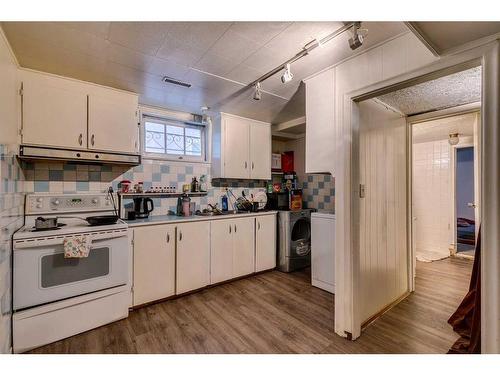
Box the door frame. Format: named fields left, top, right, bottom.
left=336, top=40, right=500, bottom=353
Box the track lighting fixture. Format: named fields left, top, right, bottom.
left=253, top=82, right=262, bottom=101
left=281, top=63, right=294, bottom=84
left=349, top=22, right=364, bottom=50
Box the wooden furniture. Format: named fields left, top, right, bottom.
left=211, top=112, right=271, bottom=180
left=255, top=214, right=277, bottom=272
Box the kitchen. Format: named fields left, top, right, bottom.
left=1, top=2, right=500, bottom=367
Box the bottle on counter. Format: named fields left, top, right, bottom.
left=200, top=175, right=207, bottom=192
left=191, top=177, right=200, bottom=192
left=182, top=195, right=191, bottom=216
left=221, top=194, right=228, bottom=212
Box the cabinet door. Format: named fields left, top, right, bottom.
left=133, top=224, right=175, bottom=306
left=176, top=221, right=210, bottom=294
left=22, top=78, right=88, bottom=149
left=232, top=217, right=255, bottom=278
left=223, top=116, right=250, bottom=179
left=88, top=91, right=139, bottom=153
left=210, top=219, right=234, bottom=284
left=249, top=122, right=271, bottom=180
left=305, top=69, right=335, bottom=174
left=255, top=215, right=277, bottom=272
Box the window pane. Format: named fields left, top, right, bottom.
left=166, top=124, right=185, bottom=155
left=185, top=127, right=202, bottom=156
left=145, top=122, right=165, bottom=153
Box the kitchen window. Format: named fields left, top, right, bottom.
left=142, top=114, right=207, bottom=162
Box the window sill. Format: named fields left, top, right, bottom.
left=142, top=154, right=212, bottom=166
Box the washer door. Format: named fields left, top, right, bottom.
left=291, top=217, right=311, bottom=257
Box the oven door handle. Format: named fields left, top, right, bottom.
left=14, top=230, right=128, bottom=249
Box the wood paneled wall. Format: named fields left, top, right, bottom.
left=358, top=99, right=408, bottom=323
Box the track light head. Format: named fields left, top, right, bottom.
left=349, top=22, right=364, bottom=50
left=281, top=63, right=294, bottom=84
left=448, top=133, right=460, bottom=146
left=253, top=82, right=262, bottom=101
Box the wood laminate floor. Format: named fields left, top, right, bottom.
left=29, top=257, right=473, bottom=354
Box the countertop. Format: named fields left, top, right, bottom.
left=125, top=210, right=278, bottom=228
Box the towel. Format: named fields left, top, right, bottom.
left=63, top=236, right=92, bottom=258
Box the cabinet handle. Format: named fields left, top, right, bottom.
left=229, top=225, right=232, bottom=234
left=167, top=233, right=170, bottom=243
left=179, top=231, right=182, bottom=241
left=91, top=134, right=95, bottom=146
left=78, top=133, right=83, bottom=146
left=244, top=161, right=247, bottom=169
left=258, top=221, right=260, bottom=230
left=234, top=225, right=237, bottom=233
left=252, top=162, right=254, bottom=170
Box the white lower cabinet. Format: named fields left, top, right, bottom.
left=210, top=217, right=255, bottom=283
left=133, top=224, right=175, bottom=306
left=232, top=217, right=255, bottom=278
left=176, top=221, right=210, bottom=294
left=255, top=215, right=277, bottom=272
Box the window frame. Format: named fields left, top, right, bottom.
left=140, top=112, right=210, bottom=164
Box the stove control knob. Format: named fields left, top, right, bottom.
left=36, top=197, right=43, bottom=203
left=36, top=204, right=42, bottom=209
left=52, top=199, right=60, bottom=206
left=92, top=198, right=98, bottom=204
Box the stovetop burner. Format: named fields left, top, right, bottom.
left=31, top=223, right=67, bottom=232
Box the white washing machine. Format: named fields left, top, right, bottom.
left=277, top=209, right=315, bottom=272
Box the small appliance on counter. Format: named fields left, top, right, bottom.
left=133, top=197, right=154, bottom=218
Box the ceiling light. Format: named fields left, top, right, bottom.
left=349, top=22, right=364, bottom=50
left=448, top=133, right=460, bottom=146
left=281, top=63, right=294, bottom=84
left=253, top=82, right=262, bottom=101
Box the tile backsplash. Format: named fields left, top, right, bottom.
left=22, top=159, right=335, bottom=215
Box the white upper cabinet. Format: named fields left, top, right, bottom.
left=20, top=70, right=139, bottom=154
left=249, top=121, right=271, bottom=179
left=212, top=113, right=271, bottom=180
left=21, top=73, right=88, bottom=149
left=88, top=89, right=139, bottom=154
left=305, top=69, right=335, bottom=174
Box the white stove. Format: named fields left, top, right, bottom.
left=13, top=192, right=132, bottom=353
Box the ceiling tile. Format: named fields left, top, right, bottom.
left=193, top=52, right=238, bottom=76
left=58, top=22, right=111, bottom=38
left=108, top=22, right=168, bottom=55
left=206, top=28, right=262, bottom=66
left=225, top=64, right=264, bottom=84
left=106, top=43, right=153, bottom=72
left=229, top=22, right=291, bottom=45
left=156, top=41, right=206, bottom=67
left=147, top=56, right=191, bottom=79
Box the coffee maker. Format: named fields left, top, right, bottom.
left=133, top=197, right=154, bottom=218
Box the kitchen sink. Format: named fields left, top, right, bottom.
left=195, top=210, right=250, bottom=217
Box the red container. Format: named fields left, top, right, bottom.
left=281, top=151, right=294, bottom=172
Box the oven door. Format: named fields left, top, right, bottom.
left=13, top=230, right=129, bottom=310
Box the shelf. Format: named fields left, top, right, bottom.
left=118, top=192, right=208, bottom=199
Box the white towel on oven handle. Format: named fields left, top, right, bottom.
left=63, top=236, right=92, bottom=258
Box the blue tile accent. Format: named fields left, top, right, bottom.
left=101, top=164, right=112, bottom=172
left=152, top=172, right=161, bottom=182
left=34, top=181, right=49, bottom=192
left=324, top=175, right=331, bottom=182
left=63, top=163, right=77, bottom=171
left=308, top=175, right=314, bottom=182
left=177, top=174, right=186, bottom=182
left=48, top=170, right=64, bottom=181
left=307, top=195, right=314, bottom=202
left=76, top=181, right=89, bottom=191
left=185, top=166, right=193, bottom=174
left=318, top=181, right=324, bottom=189
left=302, top=182, right=309, bottom=189
left=330, top=188, right=335, bottom=196
left=89, top=171, right=101, bottom=182
left=143, top=181, right=152, bottom=191
left=318, top=202, right=325, bottom=209
left=312, top=188, right=319, bottom=195
left=324, top=195, right=331, bottom=203
left=160, top=165, right=170, bottom=174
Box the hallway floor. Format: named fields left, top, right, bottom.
left=28, top=257, right=473, bottom=354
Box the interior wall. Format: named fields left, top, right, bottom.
left=412, top=139, right=452, bottom=259
left=0, top=27, right=23, bottom=354
left=358, top=99, right=408, bottom=323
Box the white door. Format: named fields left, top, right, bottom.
left=232, top=217, right=255, bottom=278
left=133, top=224, right=175, bottom=306
left=224, top=116, right=250, bottom=179
left=22, top=79, right=88, bottom=149
left=176, top=221, right=210, bottom=294
left=249, top=122, right=271, bottom=179
left=210, top=219, right=234, bottom=284
left=88, top=92, right=139, bottom=153
left=255, top=215, right=277, bottom=272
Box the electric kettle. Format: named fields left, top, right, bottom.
left=133, top=197, right=154, bottom=218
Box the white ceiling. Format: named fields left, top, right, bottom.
left=409, top=22, right=500, bottom=54
left=412, top=112, right=476, bottom=144
left=1, top=21, right=407, bottom=122
left=376, top=66, right=481, bottom=116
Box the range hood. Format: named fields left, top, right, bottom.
left=19, top=145, right=141, bottom=165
